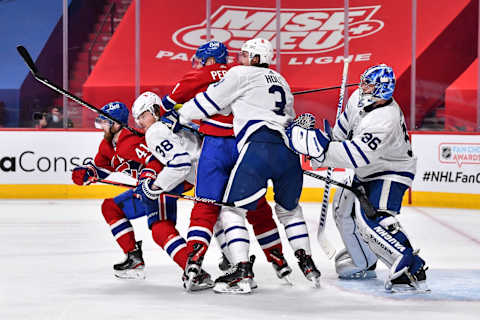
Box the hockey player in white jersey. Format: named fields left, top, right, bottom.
left=287, top=64, right=429, bottom=292
left=131, top=91, right=214, bottom=291
left=174, top=38, right=321, bottom=293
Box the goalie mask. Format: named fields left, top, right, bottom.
left=359, top=64, right=396, bottom=108
left=95, top=101, right=129, bottom=129
left=240, top=38, right=274, bottom=65
left=132, top=91, right=163, bottom=125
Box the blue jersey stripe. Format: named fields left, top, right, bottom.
left=203, top=92, right=221, bottom=111
left=363, top=171, right=415, bottom=181
left=337, top=119, right=348, bottom=136
left=342, top=141, right=358, bottom=168
left=235, top=119, right=262, bottom=146
left=193, top=97, right=210, bottom=118
left=167, top=163, right=191, bottom=168
left=351, top=140, right=370, bottom=165
left=342, top=111, right=349, bottom=121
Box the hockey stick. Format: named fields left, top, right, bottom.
left=90, top=177, right=236, bottom=207
left=292, top=83, right=358, bottom=96
left=16, top=45, right=143, bottom=137
left=316, top=61, right=350, bottom=259
left=303, top=171, right=377, bottom=219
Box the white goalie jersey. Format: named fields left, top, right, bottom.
left=145, top=122, right=202, bottom=192
left=317, top=89, right=417, bottom=187
left=179, top=65, right=296, bottom=150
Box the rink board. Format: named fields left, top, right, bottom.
left=0, top=130, right=479, bottom=208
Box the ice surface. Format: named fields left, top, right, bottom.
left=1, top=200, right=479, bottom=320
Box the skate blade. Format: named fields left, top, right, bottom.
left=385, top=281, right=431, bottom=294
left=281, top=275, right=294, bottom=286
left=213, top=280, right=252, bottom=294
left=190, top=278, right=214, bottom=291
left=114, top=268, right=145, bottom=280
left=184, top=271, right=196, bottom=292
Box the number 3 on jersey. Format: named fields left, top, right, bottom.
left=269, top=85, right=286, bottom=116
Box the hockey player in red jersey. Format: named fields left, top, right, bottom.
left=160, top=41, right=293, bottom=290
left=71, top=102, right=212, bottom=289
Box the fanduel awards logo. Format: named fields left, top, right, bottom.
left=439, top=143, right=480, bottom=168
left=173, top=5, right=384, bottom=54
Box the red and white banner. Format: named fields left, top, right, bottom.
left=83, top=0, right=472, bottom=128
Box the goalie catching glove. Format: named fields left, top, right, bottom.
left=286, top=113, right=331, bottom=161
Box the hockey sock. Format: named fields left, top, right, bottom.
left=275, top=204, right=312, bottom=255
left=221, top=207, right=250, bottom=264
left=101, top=198, right=136, bottom=253
left=246, top=198, right=282, bottom=262
left=186, top=202, right=218, bottom=254
left=151, top=220, right=188, bottom=270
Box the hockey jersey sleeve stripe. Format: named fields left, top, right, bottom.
left=203, top=92, right=221, bottom=111
left=193, top=97, right=210, bottom=118
left=161, top=95, right=176, bottom=111
left=342, top=141, right=358, bottom=168
left=342, top=111, right=349, bottom=121
left=363, top=170, right=415, bottom=181
left=351, top=140, right=370, bottom=165
left=337, top=119, right=348, bottom=136
left=169, top=152, right=189, bottom=161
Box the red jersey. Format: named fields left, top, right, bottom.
left=161, top=63, right=234, bottom=137
left=94, top=129, right=162, bottom=179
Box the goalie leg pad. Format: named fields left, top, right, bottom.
left=275, top=204, right=312, bottom=255
left=333, top=187, right=377, bottom=275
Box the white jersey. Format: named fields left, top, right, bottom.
left=145, top=121, right=202, bottom=192
left=319, top=88, right=417, bottom=187
left=179, top=65, right=295, bottom=150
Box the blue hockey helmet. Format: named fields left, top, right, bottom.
left=194, top=41, right=228, bottom=66
left=96, top=101, right=129, bottom=127
left=359, top=64, right=396, bottom=100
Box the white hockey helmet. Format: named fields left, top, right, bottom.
left=132, top=91, right=162, bottom=124
left=241, top=38, right=274, bottom=65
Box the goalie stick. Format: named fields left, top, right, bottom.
left=16, top=45, right=143, bottom=136
left=317, top=60, right=350, bottom=259
left=303, top=171, right=377, bottom=219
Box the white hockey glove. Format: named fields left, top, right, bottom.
left=286, top=113, right=330, bottom=161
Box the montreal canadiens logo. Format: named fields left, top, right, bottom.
left=173, top=5, right=384, bottom=54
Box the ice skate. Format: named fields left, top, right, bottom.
left=269, top=248, right=293, bottom=285
left=385, top=266, right=430, bottom=293
left=295, top=249, right=321, bottom=288
left=182, top=269, right=214, bottom=291
left=184, top=243, right=207, bottom=291
left=113, top=241, right=145, bottom=279
left=339, top=262, right=377, bottom=280
left=213, top=259, right=255, bottom=294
